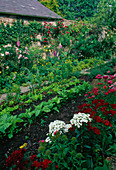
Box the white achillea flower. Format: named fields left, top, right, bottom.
left=45, top=137, right=51, bottom=143
left=49, top=120, right=66, bottom=134
left=64, top=124, right=72, bottom=132
left=70, top=112, right=92, bottom=128
left=45, top=113, right=92, bottom=142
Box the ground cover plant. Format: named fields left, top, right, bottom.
left=0, top=1, right=116, bottom=169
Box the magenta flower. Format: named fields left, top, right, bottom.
left=92, top=95, right=95, bottom=98
left=103, top=75, right=108, bottom=79
left=53, top=51, right=56, bottom=57
left=109, top=76, right=115, bottom=80
left=59, top=44, right=62, bottom=48
left=39, top=140, right=45, bottom=143
left=54, top=131, right=58, bottom=135
left=97, top=82, right=103, bottom=85
left=105, top=92, right=108, bottom=95
left=107, top=80, right=113, bottom=84
left=85, top=94, right=88, bottom=97
left=103, top=85, right=107, bottom=89
left=17, top=40, right=20, bottom=47
left=95, top=74, right=102, bottom=79
left=107, top=71, right=110, bottom=73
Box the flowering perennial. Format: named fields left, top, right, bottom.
left=70, top=112, right=92, bottom=128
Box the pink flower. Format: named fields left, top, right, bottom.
left=17, top=40, right=20, bottom=47
left=95, top=74, right=102, bottom=79
left=18, top=54, right=22, bottom=59
left=59, top=44, right=62, bottom=48
left=24, top=57, right=28, bottom=59
left=103, top=85, right=107, bottom=89
left=53, top=51, right=56, bottom=57
left=109, top=76, right=115, bottom=80
left=105, top=92, right=108, bottom=95
left=85, top=94, right=88, bottom=97
left=13, top=75, right=16, bottom=80
left=103, top=75, right=108, bottom=79
left=107, top=80, right=113, bottom=84
left=97, top=82, right=103, bottom=85
left=54, top=131, right=58, bottom=135
left=107, top=71, right=110, bottom=73
left=39, top=140, right=44, bottom=143
left=92, top=95, right=95, bottom=98
left=5, top=51, right=9, bottom=55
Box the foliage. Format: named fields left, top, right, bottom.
left=0, top=20, right=36, bottom=46
left=91, top=0, right=116, bottom=30
left=39, top=0, right=100, bottom=20
left=39, top=0, right=62, bottom=16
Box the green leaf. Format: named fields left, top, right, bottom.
left=8, top=132, right=13, bottom=139
left=53, top=107, right=59, bottom=112
left=63, top=148, right=69, bottom=156
left=94, top=162, right=109, bottom=170
left=84, top=145, right=91, bottom=149
left=35, top=110, right=41, bottom=117
left=42, top=106, right=51, bottom=113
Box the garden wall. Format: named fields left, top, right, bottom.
left=0, top=15, right=73, bottom=26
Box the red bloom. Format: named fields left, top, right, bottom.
left=92, top=99, right=99, bottom=104
left=94, top=116, right=103, bottom=123
left=30, top=155, right=37, bottom=161
left=103, top=119, right=111, bottom=126
left=31, top=161, right=40, bottom=167
left=93, top=127, right=100, bottom=135
left=55, top=165, right=58, bottom=168
left=42, top=159, right=52, bottom=169
left=111, top=104, right=116, bottom=109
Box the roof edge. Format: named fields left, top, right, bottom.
left=0, top=11, right=62, bottom=20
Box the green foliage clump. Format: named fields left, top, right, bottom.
left=39, top=0, right=100, bottom=20
left=91, top=0, right=116, bottom=30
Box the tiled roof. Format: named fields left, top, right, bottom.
left=0, top=0, right=62, bottom=19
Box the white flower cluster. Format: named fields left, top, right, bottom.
left=49, top=120, right=71, bottom=135
left=45, top=120, right=71, bottom=143
left=70, top=112, right=92, bottom=128
left=45, top=113, right=92, bottom=143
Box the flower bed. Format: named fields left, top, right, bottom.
left=1, top=73, right=115, bottom=169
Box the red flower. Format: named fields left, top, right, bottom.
left=55, top=165, right=58, bottom=168
left=103, top=119, right=111, bottom=126
left=42, top=159, right=52, bottom=169
left=31, top=161, right=40, bottom=167
left=94, top=116, right=103, bottom=123
left=93, top=127, right=100, bottom=135
left=111, top=104, right=116, bottom=109
left=30, top=155, right=37, bottom=161
left=92, top=99, right=99, bottom=104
